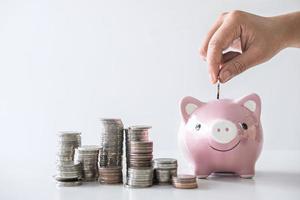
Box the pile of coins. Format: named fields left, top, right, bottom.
left=98, top=167, right=123, bottom=184
left=98, top=119, right=124, bottom=184
left=99, top=119, right=124, bottom=167
left=75, top=145, right=100, bottom=181
left=126, top=125, right=149, bottom=141
left=54, top=131, right=82, bottom=186
left=127, top=168, right=153, bottom=187
left=153, top=158, right=177, bottom=184
left=55, top=162, right=82, bottom=187
left=126, top=126, right=153, bottom=187
left=128, top=141, right=153, bottom=168
left=172, top=175, right=198, bottom=189
left=53, top=122, right=199, bottom=189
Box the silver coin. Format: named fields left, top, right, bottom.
left=128, top=125, right=152, bottom=130
left=56, top=181, right=82, bottom=187
left=153, top=158, right=177, bottom=164
left=58, top=131, right=81, bottom=135
left=77, top=145, right=100, bottom=151
left=172, top=174, right=196, bottom=183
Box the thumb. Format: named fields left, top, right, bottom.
left=219, top=48, right=259, bottom=83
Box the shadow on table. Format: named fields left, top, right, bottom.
left=196, top=172, right=255, bottom=190
left=197, top=170, right=300, bottom=190
left=255, top=170, right=300, bottom=188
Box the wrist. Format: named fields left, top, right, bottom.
left=273, top=12, right=300, bottom=49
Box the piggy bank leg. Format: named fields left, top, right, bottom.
left=194, top=166, right=212, bottom=179
left=237, top=167, right=255, bottom=179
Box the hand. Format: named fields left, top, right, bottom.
left=200, top=10, right=300, bottom=84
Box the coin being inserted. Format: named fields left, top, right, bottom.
left=217, top=80, right=220, bottom=100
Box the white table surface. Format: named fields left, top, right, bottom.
left=1, top=150, right=299, bottom=200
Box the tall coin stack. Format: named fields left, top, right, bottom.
left=75, top=145, right=100, bottom=181
left=55, top=131, right=82, bottom=187
left=126, top=125, right=153, bottom=187
left=98, top=119, right=124, bottom=184
left=153, top=158, right=177, bottom=184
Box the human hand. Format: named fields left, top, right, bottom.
left=200, top=10, right=300, bottom=84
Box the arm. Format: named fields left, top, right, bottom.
left=200, top=11, right=300, bottom=84
left=276, top=12, right=300, bottom=48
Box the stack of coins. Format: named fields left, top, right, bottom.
left=98, top=167, right=123, bottom=184
left=127, top=126, right=150, bottom=141
left=126, top=125, right=153, bottom=187
left=126, top=126, right=152, bottom=168
left=127, top=167, right=153, bottom=188
left=153, top=158, right=177, bottom=184
left=128, top=141, right=153, bottom=167
left=172, top=174, right=198, bottom=189
left=54, top=162, right=82, bottom=187
left=55, top=131, right=82, bottom=186
left=99, top=118, right=124, bottom=167
left=98, top=118, right=124, bottom=184
left=75, top=145, right=100, bottom=181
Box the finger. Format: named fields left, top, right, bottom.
left=199, top=12, right=228, bottom=60
left=207, top=22, right=241, bottom=83
left=219, top=48, right=260, bottom=83
left=221, top=51, right=241, bottom=64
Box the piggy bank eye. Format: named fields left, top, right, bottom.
left=240, top=122, right=248, bottom=130
left=195, top=123, right=201, bottom=131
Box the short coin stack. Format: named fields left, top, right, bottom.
left=98, top=119, right=124, bottom=184
left=126, top=125, right=153, bottom=187
left=75, top=145, right=100, bottom=181
left=98, top=167, right=123, bottom=184
left=55, top=131, right=82, bottom=187
left=172, top=174, right=198, bottom=189
left=127, top=167, right=153, bottom=187
left=153, top=158, right=177, bottom=184
left=55, top=162, right=82, bottom=187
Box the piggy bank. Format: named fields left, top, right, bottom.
left=178, top=93, right=263, bottom=178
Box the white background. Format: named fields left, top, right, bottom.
left=0, top=1, right=300, bottom=199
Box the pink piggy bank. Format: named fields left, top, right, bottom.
left=178, top=93, right=263, bottom=178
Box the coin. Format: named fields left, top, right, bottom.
left=56, top=181, right=82, bottom=187
left=77, top=145, right=100, bottom=151
left=54, top=176, right=79, bottom=182
left=175, top=174, right=196, bottom=182
left=127, top=126, right=151, bottom=142
left=217, top=79, right=220, bottom=99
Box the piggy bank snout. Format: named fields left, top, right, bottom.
left=210, top=120, right=238, bottom=144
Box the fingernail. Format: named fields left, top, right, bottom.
left=220, top=70, right=232, bottom=82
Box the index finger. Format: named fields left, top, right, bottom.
left=206, top=22, right=240, bottom=83
left=199, top=12, right=227, bottom=59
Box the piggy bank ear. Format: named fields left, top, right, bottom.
left=180, top=96, right=205, bottom=123
left=236, top=93, right=261, bottom=119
